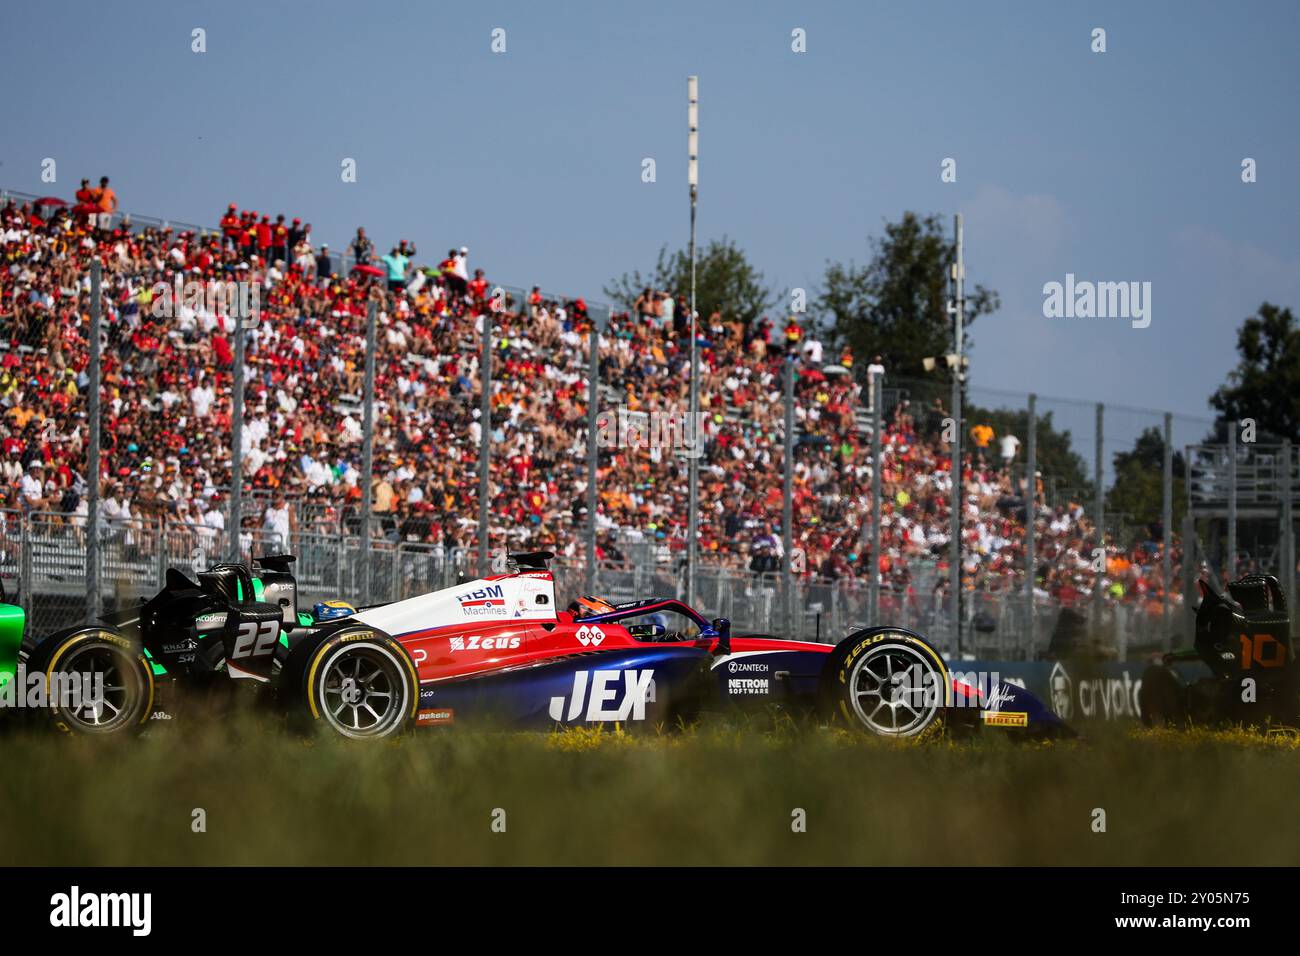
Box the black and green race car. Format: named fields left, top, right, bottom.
left=0, top=577, right=25, bottom=697
left=2, top=555, right=419, bottom=740
left=1140, top=572, right=1300, bottom=728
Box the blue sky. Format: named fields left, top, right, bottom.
left=3, top=0, right=1297, bottom=459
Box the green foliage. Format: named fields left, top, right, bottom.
left=1107, top=427, right=1187, bottom=533
left=1209, top=303, right=1300, bottom=443
left=4, top=718, right=1300, bottom=865
left=603, top=237, right=775, bottom=326
left=817, top=212, right=999, bottom=377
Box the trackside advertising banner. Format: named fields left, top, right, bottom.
left=955, top=659, right=1211, bottom=723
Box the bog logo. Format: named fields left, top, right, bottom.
left=576, top=625, right=605, bottom=647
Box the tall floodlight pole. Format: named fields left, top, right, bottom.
left=686, top=75, right=700, bottom=607
left=86, top=258, right=102, bottom=620
left=359, top=298, right=377, bottom=604
left=948, top=214, right=965, bottom=654
left=478, top=308, right=494, bottom=576
left=585, top=307, right=603, bottom=594
left=869, top=372, right=882, bottom=625
left=782, top=357, right=794, bottom=636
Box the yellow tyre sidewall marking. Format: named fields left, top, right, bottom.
left=305, top=630, right=417, bottom=721
left=44, top=630, right=154, bottom=728
left=836, top=632, right=951, bottom=724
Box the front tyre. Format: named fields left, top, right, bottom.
left=1138, top=663, right=1188, bottom=728
left=280, top=627, right=418, bottom=739
left=25, top=628, right=154, bottom=736
left=824, top=629, right=948, bottom=738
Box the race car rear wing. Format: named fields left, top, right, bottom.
left=508, top=551, right=554, bottom=572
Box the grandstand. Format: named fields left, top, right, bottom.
left=0, top=187, right=1190, bottom=655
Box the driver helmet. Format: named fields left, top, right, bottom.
left=314, top=599, right=356, bottom=622
left=567, top=594, right=615, bottom=618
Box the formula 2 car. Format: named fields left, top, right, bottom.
left=9, top=551, right=1068, bottom=739
left=340, top=551, right=1068, bottom=737
left=1140, top=573, right=1298, bottom=728
left=14, top=555, right=419, bottom=739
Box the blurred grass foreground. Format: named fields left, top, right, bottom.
left=3, top=714, right=1299, bottom=866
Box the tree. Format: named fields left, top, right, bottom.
left=604, top=237, right=774, bottom=326
left=1209, top=303, right=1300, bottom=443
left=1107, top=426, right=1187, bottom=536
left=817, top=212, right=999, bottom=377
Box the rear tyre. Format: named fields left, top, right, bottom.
left=280, top=626, right=418, bottom=739
left=1138, top=663, right=1189, bottom=728
left=823, top=629, right=948, bottom=738
left=25, top=628, right=154, bottom=736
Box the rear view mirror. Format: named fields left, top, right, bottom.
left=711, top=617, right=731, bottom=656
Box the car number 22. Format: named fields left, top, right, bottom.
left=232, top=620, right=280, bottom=659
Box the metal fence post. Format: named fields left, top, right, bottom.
left=477, top=309, right=493, bottom=576
left=156, top=517, right=167, bottom=590
left=1024, top=393, right=1036, bottom=657
left=1093, top=402, right=1105, bottom=632
left=584, top=308, right=602, bottom=595
left=19, top=513, right=31, bottom=623
left=1282, top=439, right=1294, bottom=638
left=1182, top=511, right=1196, bottom=647
left=1161, top=412, right=1173, bottom=651
left=782, top=356, right=795, bottom=637
left=335, top=532, right=345, bottom=601
left=1227, top=422, right=1237, bottom=580
left=1116, top=603, right=1128, bottom=663
left=869, top=372, right=882, bottom=624
left=227, top=309, right=246, bottom=563
left=359, top=299, right=377, bottom=605
left=949, top=215, right=965, bottom=656
left=86, top=258, right=103, bottom=621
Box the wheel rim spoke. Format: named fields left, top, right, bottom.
left=850, top=645, right=939, bottom=737
left=59, top=645, right=133, bottom=731
left=319, top=648, right=402, bottom=736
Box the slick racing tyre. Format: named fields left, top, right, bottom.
left=1138, top=663, right=1189, bottom=728
left=823, top=628, right=948, bottom=738
left=24, top=628, right=154, bottom=736
left=280, top=626, right=418, bottom=739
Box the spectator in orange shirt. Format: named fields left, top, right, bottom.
left=94, top=176, right=117, bottom=231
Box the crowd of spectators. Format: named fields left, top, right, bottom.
left=0, top=187, right=1181, bottom=615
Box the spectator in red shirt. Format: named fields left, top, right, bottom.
left=256, top=215, right=272, bottom=259
left=220, top=203, right=241, bottom=248
left=272, top=214, right=289, bottom=265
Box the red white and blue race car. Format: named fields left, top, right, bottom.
left=15, top=551, right=1067, bottom=740
left=332, top=551, right=1068, bottom=739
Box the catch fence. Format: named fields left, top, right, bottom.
left=1, top=505, right=1176, bottom=661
